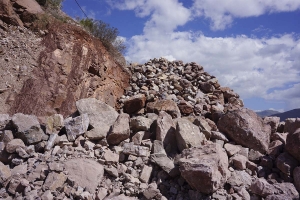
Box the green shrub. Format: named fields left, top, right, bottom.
left=36, top=0, right=64, bottom=10
left=79, top=18, right=126, bottom=65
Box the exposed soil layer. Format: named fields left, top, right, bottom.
left=5, top=21, right=130, bottom=117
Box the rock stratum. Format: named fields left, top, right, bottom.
left=1, top=1, right=300, bottom=200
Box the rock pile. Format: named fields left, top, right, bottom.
left=1, top=59, right=300, bottom=200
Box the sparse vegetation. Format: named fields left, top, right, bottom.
left=36, top=0, right=64, bottom=10
left=79, top=18, right=126, bottom=66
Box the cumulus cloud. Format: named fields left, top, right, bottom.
left=191, top=0, right=300, bottom=30
left=105, top=0, right=300, bottom=110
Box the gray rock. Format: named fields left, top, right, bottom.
left=224, top=143, right=241, bottom=157
left=250, top=178, right=276, bottom=198
left=43, top=172, right=67, bottom=191
left=5, top=139, right=25, bottom=153
left=0, top=114, right=10, bottom=130
left=0, top=161, right=11, bottom=185
left=276, top=152, right=299, bottom=175
left=230, top=154, right=248, bottom=170
left=45, top=114, right=64, bottom=134
left=218, top=108, right=271, bottom=153
left=107, top=113, right=130, bottom=145
left=176, top=118, right=206, bottom=152
left=130, top=116, right=153, bottom=132
left=45, top=134, right=58, bottom=151
left=64, top=114, right=89, bottom=142
left=227, top=170, right=252, bottom=189
left=0, top=130, right=13, bottom=144
left=64, top=158, right=104, bottom=193
left=264, top=117, right=280, bottom=134
left=12, top=113, right=46, bottom=145
left=284, top=118, right=300, bottom=134
left=139, top=165, right=152, bottom=183
left=76, top=98, right=119, bottom=140
left=123, top=143, right=149, bottom=157
left=124, top=94, right=146, bottom=114
left=285, top=128, right=300, bottom=162
left=179, top=143, right=230, bottom=194
left=150, top=153, right=176, bottom=174
left=146, top=99, right=181, bottom=118
left=211, top=131, right=229, bottom=142
left=293, top=166, right=300, bottom=192
left=156, top=111, right=177, bottom=154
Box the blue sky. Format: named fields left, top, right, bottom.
left=62, top=0, right=300, bottom=112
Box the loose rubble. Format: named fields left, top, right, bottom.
left=1, top=37, right=300, bottom=199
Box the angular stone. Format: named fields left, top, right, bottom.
left=293, top=167, right=300, bottom=192
left=41, top=190, right=53, bottom=200
left=263, top=117, right=280, bottom=133
left=285, top=128, right=300, bottom=162
left=230, top=154, right=248, bottom=170
left=218, top=108, right=271, bottom=153
left=103, top=149, right=119, bottom=163
left=124, top=94, right=146, bottom=114
left=64, top=114, right=89, bottom=142
left=267, top=140, right=283, bottom=158
left=12, top=113, right=47, bottom=145
left=123, top=143, right=149, bottom=157
left=227, top=170, right=252, bottom=189
left=176, top=118, right=206, bottom=152
left=224, top=143, right=240, bottom=157
left=150, top=153, right=176, bottom=175
left=43, top=172, right=67, bottom=191
left=266, top=182, right=299, bottom=200
left=178, top=100, right=194, bottom=115
left=45, top=134, right=58, bottom=151
left=132, top=131, right=145, bottom=145
left=156, top=111, right=177, bottom=153
left=107, top=113, right=130, bottom=145
left=76, top=98, right=119, bottom=140
left=104, top=166, right=118, bottom=178
left=46, top=114, right=64, bottom=134
left=179, top=143, right=230, bottom=194
left=143, top=183, right=160, bottom=199
left=276, top=152, right=299, bottom=175
left=0, top=130, right=13, bottom=144
left=284, top=118, right=300, bottom=134
left=140, top=165, right=152, bottom=183
left=193, top=117, right=213, bottom=139
left=146, top=100, right=181, bottom=118
left=130, top=116, right=153, bottom=132
left=0, top=114, right=10, bottom=130
left=96, top=188, right=108, bottom=200
left=64, top=158, right=104, bottom=193
left=0, top=161, right=11, bottom=185
left=5, top=139, right=25, bottom=153
left=211, top=131, right=229, bottom=142
left=250, top=178, right=277, bottom=198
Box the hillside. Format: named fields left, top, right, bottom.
left=271, top=108, right=300, bottom=121
left=1, top=1, right=300, bottom=200
left=256, top=110, right=281, bottom=118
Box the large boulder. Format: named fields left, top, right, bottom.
left=12, top=113, right=47, bottom=145
left=64, top=159, right=104, bottom=194
left=218, top=108, right=271, bottom=153
left=76, top=98, right=119, bottom=140
left=175, top=118, right=206, bottom=152
left=284, top=118, right=300, bottom=134
left=146, top=100, right=181, bottom=118
left=156, top=111, right=177, bottom=154
left=123, top=94, right=146, bottom=114
left=64, top=114, right=89, bottom=142
left=107, top=113, right=130, bottom=145
left=285, top=128, right=300, bottom=162
left=179, top=143, right=230, bottom=194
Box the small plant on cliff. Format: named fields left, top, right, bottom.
left=36, top=0, right=64, bottom=10
left=79, top=18, right=126, bottom=65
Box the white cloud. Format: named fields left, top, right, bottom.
left=106, top=0, right=191, bottom=31
left=106, top=0, right=300, bottom=111
left=192, top=0, right=300, bottom=30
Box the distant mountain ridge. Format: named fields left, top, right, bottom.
left=256, top=110, right=281, bottom=118
left=271, top=108, right=300, bottom=121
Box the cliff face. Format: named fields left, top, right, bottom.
left=0, top=0, right=130, bottom=117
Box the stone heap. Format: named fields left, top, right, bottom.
left=119, top=58, right=243, bottom=121
left=1, top=86, right=300, bottom=199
